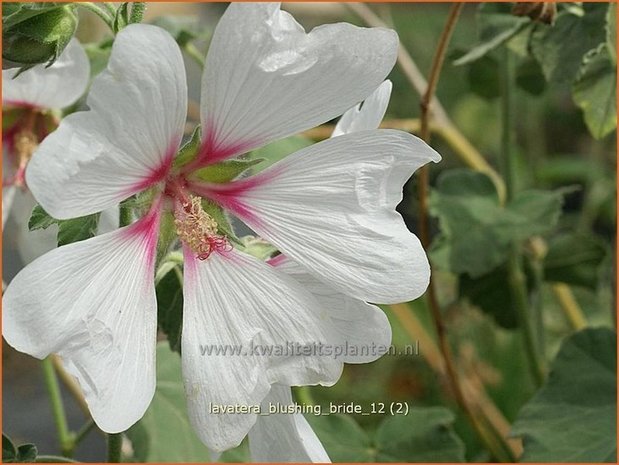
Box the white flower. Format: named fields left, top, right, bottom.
left=247, top=80, right=394, bottom=462
left=2, top=38, right=91, bottom=262
left=3, top=2, right=440, bottom=453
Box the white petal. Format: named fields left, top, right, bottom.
left=181, top=248, right=342, bottom=451
left=332, top=80, right=392, bottom=137
left=249, top=385, right=330, bottom=462
left=203, top=130, right=440, bottom=304
left=199, top=2, right=398, bottom=163
left=26, top=24, right=187, bottom=219
left=271, top=255, right=391, bottom=363
left=2, top=211, right=160, bottom=432
left=2, top=39, right=90, bottom=110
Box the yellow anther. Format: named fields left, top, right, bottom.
left=174, top=195, right=228, bottom=259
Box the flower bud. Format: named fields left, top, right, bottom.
left=2, top=5, right=78, bottom=67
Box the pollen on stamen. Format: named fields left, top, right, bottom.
left=174, top=195, right=232, bottom=260
left=14, top=129, right=38, bottom=165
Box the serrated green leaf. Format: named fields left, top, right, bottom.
left=375, top=408, right=465, bottom=462
left=430, top=170, right=564, bottom=277
left=29, top=205, right=100, bottom=246
left=57, top=214, right=100, bottom=246
left=512, top=327, right=617, bottom=462
left=156, top=266, right=183, bottom=353
left=2, top=434, right=17, bottom=462
left=572, top=45, right=617, bottom=139
left=126, top=343, right=213, bottom=462
left=306, top=414, right=373, bottom=461
left=544, top=233, right=608, bottom=289
left=193, top=158, right=262, bottom=184
left=531, top=3, right=608, bottom=84
left=173, top=125, right=201, bottom=168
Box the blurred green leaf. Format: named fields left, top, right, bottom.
left=29, top=205, right=100, bottom=246
left=84, top=42, right=111, bottom=79
left=544, top=233, right=608, bottom=289
left=375, top=408, right=465, bottom=462
left=127, top=343, right=213, bottom=462
left=516, top=57, right=546, bottom=95
left=307, top=414, right=373, bottom=461
left=607, top=3, right=617, bottom=64
left=467, top=56, right=500, bottom=100
left=2, top=2, right=66, bottom=29
left=512, top=327, right=617, bottom=462
left=459, top=265, right=519, bottom=329
left=2, top=434, right=17, bottom=462
left=250, top=135, right=313, bottom=172
left=151, top=15, right=205, bottom=46
left=15, top=444, right=37, bottom=463
left=173, top=125, right=201, bottom=168
left=531, top=3, right=608, bottom=84
left=572, top=45, right=617, bottom=139
left=454, top=3, right=530, bottom=66
left=156, top=266, right=183, bottom=353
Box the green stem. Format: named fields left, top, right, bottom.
left=74, top=419, right=96, bottom=447
left=42, top=358, right=75, bottom=457
left=77, top=3, right=115, bottom=32
left=501, top=48, right=545, bottom=386
left=36, top=456, right=79, bottom=463
left=509, top=249, right=545, bottom=386
left=107, top=433, right=123, bottom=463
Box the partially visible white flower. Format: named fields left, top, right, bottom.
left=2, top=38, right=90, bottom=263
left=247, top=81, right=394, bottom=462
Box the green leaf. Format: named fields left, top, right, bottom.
left=2, top=434, right=17, bottom=462
left=201, top=198, right=238, bottom=243
left=84, top=41, right=111, bottom=79
left=173, top=125, right=201, bottom=169
left=607, top=3, right=617, bottom=64
left=512, top=327, right=617, bottom=462
left=156, top=266, right=183, bottom=353
left=430, top=170, right=564, bottom=277
left=29, top=205, right=100, bottom=246
left=16, top=444, right=37, bottom=463
left=306, top=414, right=373, bottom=461
left=113, top=3, right=129, bottom=32
left=454, top=3, right=530, bottom=66
left=467, top=55, right=500, bottom=100
left=250, top=135, right=313, bottom=172
left=543, top=233, right=608, bottom=289
left=516, top=57, right=546, bottom=95
left=193, top=158, right=262, bottom=184
left=531, top=3, right=608, bottom=84
left=374, top=408, right=465, bottom=462
left=2, top=5, right=78, bottom=67
left=126, top=343, right=213, bottom=462
left=151, top=16, right=203, bottom=46
left=2, top=3, right=66, bottom=29
left=56, top=215, right=100, bottom=246
left=572, top=45, right=617, bottom=139
left=459, top=265, right=519, bottom=329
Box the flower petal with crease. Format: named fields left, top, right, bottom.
left=199, top=2, right=398, bottom=163
left=182, top=247, right=342, bottom=451
left=249, top=384, right=330, bottom=462
left=2, top=209, right=160, bottom=433
left=26, top=25, right=187, bottom=219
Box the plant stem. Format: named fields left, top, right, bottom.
left=74, top=419, right=96, bottom=446
left=413, top=4, right=515, bottom=462
left=552, top=283, right=587, bottom=330
left=36, top=456, right=79, bottom=463
left=107, top=433, right=123, bottom=463
left=42, top=357, right=74, bottom=457
left=128, top=2, right=146, bottom=24
left=183, top=42, right=205, bottom=68
left=500, top=47, right=545, bottom=386
left=77, top=3, right=115, bottom=32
